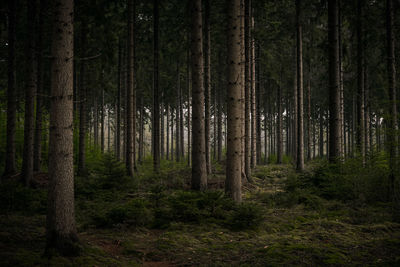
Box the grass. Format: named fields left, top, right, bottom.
left=1, top=155, right=400, bottom=266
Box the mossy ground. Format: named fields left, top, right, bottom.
left=1, top=157, right=400, bottom=266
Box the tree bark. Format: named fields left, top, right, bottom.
left=277, top=78, right=283, bottom=164
left=22, top=0, right=37, bottom=186
left=3, top=0, right=17, bottom=178
left=356, top=0, right=365, bottom=164
left=204, top=0, right=212, bottom=174
left=46, top=0, right=78, bottom=255
left=153, top=0, right=160, bottom=171
left=78, top=24, right=87, bottom=176
left=126, top=0, right=135, bottom=177
left=116, top=39, right=122, bottom=160
left=296, top=0, right=304, bottom=171
left=191, top=0, right=207, bottom=190
left=187, top=46, right=191, bottom=166
left=34, top=0, right=45, bottom=172
left=176, top=66, right=181, bottom=162
left=386, top=0, right=398, bottom=193
left=226, top=0, right=242, bottom=202
left=250, top=9, right=257, bottom=168
left=244, top=0, right=252, bottom=181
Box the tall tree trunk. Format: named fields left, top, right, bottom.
left=356, top=0, right=365, bottom=164
left=191, top=0, right=207, bottom=190
left=256, top=45, right=262, bottom=164
left=176, top=67, right=181, bottom=162
left=339, top=1, right=345, bottom=159
left=364, top=67, right=370, bottom=156
left=22, top=0, right=37, bottom=186
left=307, top=57, right=312, bottom=161
left=126, top=0, right=135, bottom=177
left=153, top=0, right=160, bottom=171
left=277, top=78, right=283, bottom=164
left=244, top=0, right=252, bottom=181
left=187, top=46, right=191, bottom=166
left=226, top=0, right=242, bottom=202
left=101, top=85, right=105, bottom=153
left=161, top=99, right=165, bottom=159
left=138, top=93, right=144, bottom=163
left=180, top=76, right=184, bottom=158
left=217, top=65, right=223, bottom=162
left=386, top=0, right=398, bottom=194
left=3, top=0, right=17, bottom=177
left=116, top=39, right=122, bottom=160
left=78, top=25, right=87, bottom=176
left=250, top=9, right=257, bottom=168
left=34, top=0, right=45, bottom=172
left=46, top=0, right=78, bottom=254
left=319, top=107, right=324, bottom=157
left=296, top=0, right=304, bottom=171
left=328, top=0, right=340, bottom=163
left=166, top=104, right=169, bottom=160
left=171, top=108, right=174, bottom=161
left=204, top=0, right=212, bottom=174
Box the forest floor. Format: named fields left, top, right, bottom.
left=1, top=157, right=400, bottom=266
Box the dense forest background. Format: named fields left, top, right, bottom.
left=0, top=0, right=400, bottom=265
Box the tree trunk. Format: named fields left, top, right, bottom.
left=307, top=57, right=312, bottom=161
left=101, top=85, right=105, bottom=153
left=356, top=0, right=365, bottom=164
left=3, top=0, right=17, bottom=177
left=176, top=67, right=181, bottom=162
left=34, top=0, right=45, bottom=172
left=153, top=0, right=160, bottom=171
left=180, top=76, right=184, bottom=159
left=78, top=25, right=87, bottom=176
left=296, top=0, right=304, bottom=171
left=244, top=0, right=252, bottom=181
left=22, top=0, right=37, bottom=186
left=204, top=0, right=212, bottom=174
left=126, top=0, right=135, bottom=177
left=226, top=0, right=242, bottom=202
left=191, top=0, right=207, bottom=190
left=256, top=45, right=262, bottom=165
left=250, top=9, right=257, bottom=168
left=386, top=0, right=398, bottom=194
left=46, top=0, right=78, bottom=255
left=116, top=39, right=122, bottom=160
left=217, top=65, right=223, bottom=162
left=166, top=104, right=169, bottom=160
left=187, top=46, right=191, bottom=166
left=277, top=78, right=283, bottom=164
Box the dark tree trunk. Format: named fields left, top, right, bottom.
left=204, top=0, right=212, bottom=174
left=126, top=0, right=135, bottom=177
left=34, top=0, right=46, bottom=172
left=356, top=0, right=365, bottom=163
left=191, top=0, right=207, bottom=190
left=45, top=0, right=78, bottom=255
left=244, top=0, right=252, bottom=181
left=386, top=0, right=398, bottom=193
left=78, top=25, right=87, bottom=176
left=277, top=79, right=283, bottom=164
left=4, top=0, right=17, bottom=178
left=22, top=0, right=38, bottom=186
left=153, top=0, right=160, bottom=171
left=116, top=39, right=122, bottom=160
left=176, top=66, right=181, bottom=162
left=225, top=0, right=242, bottom=202
left=296, top=0, right=304, bottom=171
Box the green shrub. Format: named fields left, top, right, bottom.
left=229, top=202, right=264, bottom=230
left=0, top=181, right=47, bottom=214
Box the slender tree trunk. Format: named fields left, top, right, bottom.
left=356, top=0, right=365, bottom=163
left=138, top=93, right=144, bottom=163
left=364, top=67, right=370, bottom=156
left=176, top=67, right=181, bottom=162
left=78, top=25, right=87, bottom=176
left=34, top=0, right=45, bottom=172
left=46, top=0, right=78, bottom=254
left=204, top=0, right=212, bottom=174
left=101, top=85, right=105, bottom=153
left=180, top=76, right=184, bottom=159
left=161, top=99, right=165, bottom=159
left=226, top=0, right=242, bottom=202
left=296, top=0, right=304, bottom=171
left=307, top=57, right=312, bottom=161
left=256, top=45, right=262, bottom=165
left=319, top=107, right=324, bottom=157
left=153, top=0, right=160, bottom=171
left=171, top=108, right=174, bottom=161
left=116, top=39, right=122, bottom=160
left=250, top=9, right=257, bottom=168
left=244, top=0, right=252, bottom=181
left=217, top=65, right=223, bottom=162
left=386, top=0, right=398, bottom=194
left=22, top=0, right=37, bottom=186
left=187, top=46, right=191, bottom=166
left=339, top=1, right=345, bottom=159
left=126, top=0, right=135, bottom=177
left=4, top=0, right=17, bottom=178
left=191, top=0, right=207, bottom=190
left=277, top=78, right=283, bottom=164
